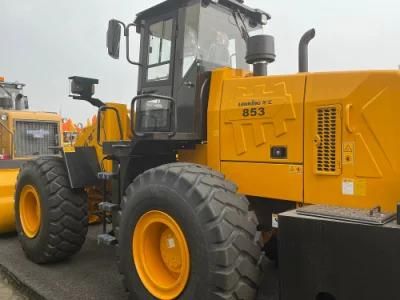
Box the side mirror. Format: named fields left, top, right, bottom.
left=107, top=19, right=141, bottom=66
left=107, top=19, right=122, bottom=59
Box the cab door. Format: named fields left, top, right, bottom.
left=138, top=12, right=177, bottom=97
left=172, top=3, right=207, bottom=140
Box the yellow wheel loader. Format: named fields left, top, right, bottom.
left=0, top=77, right=62, bottom=234
left=14, top=0, right=400, bottom=299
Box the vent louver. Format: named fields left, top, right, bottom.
left=15, top=121, right=59, bottom=158
left=316, top=106, right=339, bottom=175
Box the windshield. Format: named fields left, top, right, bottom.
left=0, top=86, right=10, bottom=98
left=182, top=3, right=262, bottom=75
left=0, top=85, right=13, bottom=110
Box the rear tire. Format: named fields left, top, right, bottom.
left=117, top=163, right=263, bottom=300
left=15, top=157, right=88, bottom=263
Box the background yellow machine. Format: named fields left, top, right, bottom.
left=0, top=77, right=62, bottom=233
left=62, top=118, right=82, bottom=147
left=12, top=0, right=400, bottom=299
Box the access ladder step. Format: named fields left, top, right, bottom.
left=97, top=234, right=117, bottom=246
left=98, top=202, right=119, bottom=212
left=97, top=172, right=117, bottom=180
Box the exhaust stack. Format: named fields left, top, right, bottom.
left=299, top=29, right=316, bottom=73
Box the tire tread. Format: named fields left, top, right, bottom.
left=16, top=156, right=88, bottom=263
left=118, top=163, right=262, bottom=300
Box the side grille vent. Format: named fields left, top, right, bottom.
left=315, top=106, right=340, bottom=175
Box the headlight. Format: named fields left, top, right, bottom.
left=0, top=114, right=7, bottom=121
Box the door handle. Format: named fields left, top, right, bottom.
left=184, top=81, right=195, bottom=88
left=142, top=90, right=156, bottom=94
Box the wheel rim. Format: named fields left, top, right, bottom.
left=19, top=185, right=41, bottom=238
left=133, top=210, right=190, bottom=300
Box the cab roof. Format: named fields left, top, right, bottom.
left=134, top=0, right=269, bottom=25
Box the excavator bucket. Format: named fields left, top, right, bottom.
left=0, top=169, right=19, bottom=234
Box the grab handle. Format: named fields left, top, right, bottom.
left=345, top=104, right=354, bottom=133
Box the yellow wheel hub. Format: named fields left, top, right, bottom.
left=133, top=210, right=190, bottom=300
left=19, top=185, right=41, bottom=238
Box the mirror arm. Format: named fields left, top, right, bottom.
left=113, top=19, right=126, bottom=29
left=125, top=23, right=142, bottom=66
left=71, top=96, right=105, bottom=108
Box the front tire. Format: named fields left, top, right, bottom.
left=118, top=163, right=263, bottom=300
left=15, top=157, right=88, bottom=264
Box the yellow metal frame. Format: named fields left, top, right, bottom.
left=0, top=169, right=19, bottom=233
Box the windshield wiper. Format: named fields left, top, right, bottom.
left=232, top=10, right=249, bottom=42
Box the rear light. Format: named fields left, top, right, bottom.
left=0, top=154, right=11, bottom=160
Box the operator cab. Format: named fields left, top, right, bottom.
left=107, top=0, right=270, bottom=141
left=0, top=79, right=29, bottom=111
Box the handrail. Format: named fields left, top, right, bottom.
left=96, top=106, right=124, bottom=146
left=345, top=104, right=354, bottom=133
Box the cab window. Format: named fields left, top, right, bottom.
left=147, top=19, right=173, bottom=82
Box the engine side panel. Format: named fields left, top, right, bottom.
left=219, top=74, right=306, bottom=202
left=304, top=71, right=400, bottom=212
left=221, top=161, right=303, bottom=201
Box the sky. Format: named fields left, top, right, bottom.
left=1, top=0, right=399, bottom=122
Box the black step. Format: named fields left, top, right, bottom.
left=97, top=234, right=117, bottom=246
left=97, top=172, right=117, bottom=180
left=98, top=202, right=119, bottom=212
